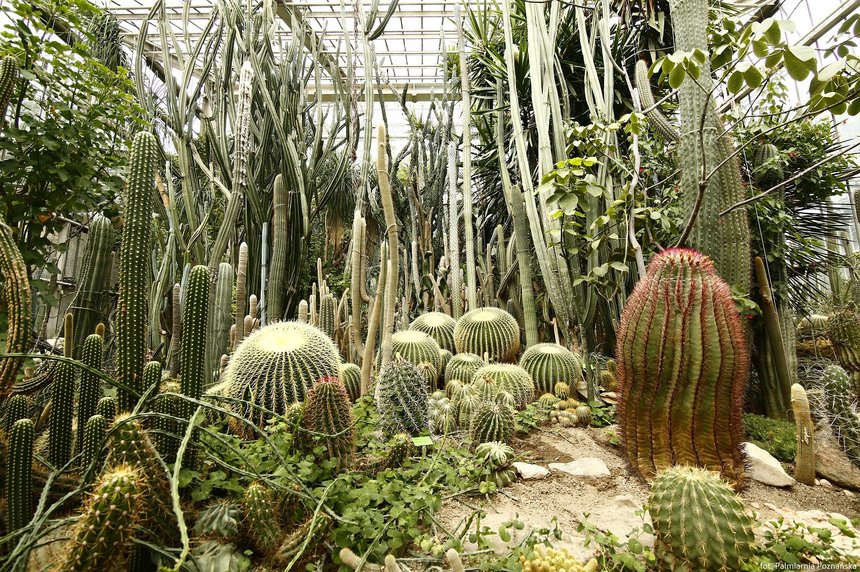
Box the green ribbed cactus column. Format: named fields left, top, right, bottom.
left=0, top=56, right=18, bottom=124
left=81, top=414, right=107, bottom=474
left=7, top=418, right=34, bottom=532
left=649, top=466, right=755, bottom=571
left=0, top=216, right=30, bottom=396
left=49, top=313, right=75, bottom=467
left=116, top=131, right=157, bottom=412
left=210, top=262, right=233, bottom=383
left=319, top=294, right=336, bottom=340
left=71, top=214, right=113, bottom=356
left=4, top=394, right=29, bottom=433
left=617, top=249, right=748, bottom=486
left=269, top=174, right=288, bottom=321
left=181, top=265, right=209, bottom=421
left=75, top=332, right=104, bottom=455
left=670, top=0, right=751, bottom=293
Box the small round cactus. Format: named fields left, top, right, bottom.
left=518, top=343, right=583, bottom=395
left=444, top=352, right=483, bottom=385
left=224, top=321, right=341, bottom=436
left=302, top=377, right=355, bottom=470
left=454, top=307, right=521, bottom=362
left=574, top=405, right=592, bottom=426
left=538, top=393, right=560, bottom=408
left=470, top=402, right=516, bottom=445
left=430, top=398, right=457, bottom=434
left=410, top=312, right=457, bottom=352
left=471, top=364, right=535, bottom=410
left=376, top=359, right=430, bottom=436
left=455, top=388, right=483, bottom=429
left=649, top=466, right=755, bottom=572
left=338, top=362, right=361, bottom=402
left=554, top=382, right=570, bottom=400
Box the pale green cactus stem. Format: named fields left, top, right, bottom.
left=7, top=418, right=35, bottom=532
left=234, top=242, right=248, bottom=350
left=447, top=141, right=463, bottom=318
left=210, top=262, right=233, bottom=383
left=0, top=215, right=31, bottom=396
left=49, top=313, right=75, bottom=467
left=378, top=124, right=399, bottom=367
left=790, top=383, right=815, bottom=485
left=70, top=213, right=113, bottom=357
left=635, top=59, right=679, bottom=142
left=75, top=332, right=104, bottom=456
left=269, top=174, right=288, bottom=321
left=168, top=283, right=182, bottom=377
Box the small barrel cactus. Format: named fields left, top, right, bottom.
left=649, top=466, right=755, bottom=572
left=818, top=365, right=860, bottom=467
left=445, top=379, right=464, bottom=400
left=7, top=418, right=34, bottom=532
left=338, top=362, right=362, bottom=402
left=224, top=321, right=341, bottom=436
left=302, top=377, right=355, bottom=470
left=476, top=440, right=517, bottom=488
left=470, top=402, right=516, bottom=445
left=376, top=359, right=430, bottom=436
left=616, top=249, right=748, bottom=485
left=383, top=330, right=444, bottom=377
left=574, top=405, right=592, bottom=427
left=472, top=364, right=535, bottom=410
left=410, top=312, right=457, bottom=353
left=444, top=352, right=483, bottom=385
left=60, top=465, right=144, bottom=570
left=520, top=546, right=598, bottom=572
left=454, top=307, right=521, bottom=362
left=554, top=382, right=570, bottom=400
left=242, top=481, right=283, bottom=556
left=456, top=389, right=483, bottom=428
left=518, top=343, right=583, bottom=395
left=538, top=393, right=560, bottom=409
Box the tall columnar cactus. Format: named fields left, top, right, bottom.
left=383, top=330, right=443, bottom=377
left=616, top=249, right=748, bottom=485
left=339, top=362, right=361, bottom=402
left=59, top=465, right=144, bottom=571
left=471, top=364, right=535, bottom=410
left=4, top=394, right=30, bottom=433
left=447, top=141, right=463, bottom=318
left=70, top=214, right=113, bottom=357
left=0, top=55, right=18, bottom=122
left=168, top=283, right=182, bottom=377
left=234, top=242, right=249, bottom=350
left=0, top=216, right=31, bottom=396
left=790, top=383, right=815, bottom=485
left=454, top=307, right=521, bottom=363
left=302, top=377, right=355, bottom=470
left=470, top=402, right=515, bottom=445
left=378, top=124, right=400, bottom=368
left=269, top=174, right=289, bottom=321
left=224, top=321, right=341, bottom=436
left=7, top=418, right=34, bottom=533
left=518, top=343, right=583, bottom=395
left=242, top=481, right=282, bottom=556
left=81, top=414, right=107, bottom=474
left=210, top=262, right=233, bottom=383
left=410, top=312, right=457, bottom=353
left=75, top=332, right=104, bottom=455
left=153, top=380, right=181, bottom=463
left=319, top=293, right=337, bottom=340
left=818, top=365, right=860, bottom=467
left=634, top=59, right=679, bottom=142
left=445, top=352, right=483, bottom=384
left=116, top=131, right=157, bottom=412
left=669, top=0, right=750, bottom=293
left=649, top=466, right=755, bottom=572
left=182, top=265, right=209, bottom=420
left=50, top=313, right=75, bottom=468
left=377, top=359, right=430, bottom=436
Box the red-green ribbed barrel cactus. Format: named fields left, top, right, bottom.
left=616, top=248, right=748, bottom=486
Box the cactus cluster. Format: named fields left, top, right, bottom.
left=454, top=307, right=521, bottom=362
left=376, top=359, right=430, bottom=436
left=818, top=365, right=860, bottom=467
left=471, top=364, right=534, bottom=410
left=410, top=312, right=457, bottom=353
left=444, top=352, right=483, bottom=385
left=224, top=321, right=341, bottom=436
left=519, top=546, right=599, bottom=572
left=302, top=377, right=355, bottom=470
left=616, top=249, right=748, bottom=485
left=429, top=395, right=457, bottom=434
left=518, top=343, right=583, bottom=395
left=470, top=401, right=515, bottom=444
left=649, top=466, right=755, bottom=572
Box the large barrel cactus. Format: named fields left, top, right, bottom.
left=410, top=312, right=457, bottom=353
left=470, top=402, right=515, bottom=445
left=444, top=352, right=483, bottom=384
left=377, top=359, right=430, bottom=436
left=649, top=466, right=755, bottom=571
left=471, top=364, right=535, bottom=410
left=518, top=343, right=583, bottom=395
left=616, top=248, right=748, bottom=485
left=224, top=321, right=341, bottom=436
left=454, top=307, right=521, bottom=362
left=382, top=330, right=443, bottom=376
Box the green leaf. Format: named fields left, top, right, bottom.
left=784, top=49, right=811, bottom=81
left=743, top=65, right=764, bottom=88
left=727, top=71, right=745, bottom=94
left=668, top=64, right=686, bottom=89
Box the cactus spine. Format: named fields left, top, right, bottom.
left=302, top=377, right=355, bottom=470
left=269, top=174, right=288, bottom=321
left=70, top=214, right=113, bottom=356
left=649, top=466, right=755, bottom=572
left=116, top=131, right=157, bottom=412
left=60, top=466, right=144, bottom=571
left=181, top=265, right=209, bottom=423
left=76, top=332, right=104, bottom=455
left=616, top=249, right=748, bottom=485
left=790, top=383, right=815, bottom=485
left=0, top=216, right=30, bottom=396
left=49, top=313, right=75, bottom=467
left=7, top=418, right=34, bottom=532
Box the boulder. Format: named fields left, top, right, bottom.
left=743, top=442, right=795, bottom=487
left=815, top=434, right=860, bottom=491
left=549, top=458, right=610, bottom=478
left=512, top=462, right=549, bottom=480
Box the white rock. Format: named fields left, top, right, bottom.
left=549, top=458, right=610, bottom=478
left=743, top=442, right=795, bottom=487
left=513, top=462, right=549, bottom=480
left=819, top=478, right=833, bottom=488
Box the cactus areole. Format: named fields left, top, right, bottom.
left=616, top=248, right=748, bottom=486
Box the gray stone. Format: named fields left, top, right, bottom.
left=815, top=434, right=860, bottom=491
left=743, top=442, right=795, bottom=487
left=513, top=462, right=549, bottom=480
left=549, top=458, right=610, bottom=478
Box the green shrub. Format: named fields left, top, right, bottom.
left=743, top=414, right=796, bottom=463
